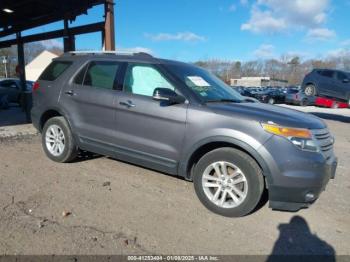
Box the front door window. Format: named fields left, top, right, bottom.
left=123, top=64, right=175, bottom=97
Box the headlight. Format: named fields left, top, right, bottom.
left=262, top=123, right=319, bottom=152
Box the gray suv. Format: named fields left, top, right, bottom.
left=31, top=52, right=337, bottom=217
left=302, top=69, right=350, bottom=105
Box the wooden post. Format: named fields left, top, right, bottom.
left=16, top=32, right=30, bottom=122
left=104, top=0, right=115, bottom=51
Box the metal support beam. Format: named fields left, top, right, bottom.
left=16, top=32, right=30, bottom=123
left=104, top=0, right=115, bottom=51
left=0, top=0, right=106, bottom=38
left=63, top=19, right=76, bottom=52
left=0, top=22, right=105, bottom=49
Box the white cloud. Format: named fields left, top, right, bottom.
left=241, top=8, right=286, bottom=33
left=253, top=44, right=276, bottom=58
left=228, top=4, right=237, bottom=12
left=240, top=0, right=249, bottom=6
left=306, top=28, right=336, bottom=41
left=242, top=0, right=331, bottom=34
left=145, top=32, right=206, bottom=42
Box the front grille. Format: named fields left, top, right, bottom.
left=312, top=129, right=334, bottom=153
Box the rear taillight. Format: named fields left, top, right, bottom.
left=33, top=82, right=40, bottom=92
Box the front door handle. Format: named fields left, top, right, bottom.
left=119, top=100, right=136, bottom=108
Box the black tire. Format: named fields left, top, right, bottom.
left=304, top=84, right=316, bottom=96
left=42, top=116, right=78, bottom=163
left=300, top=98, right=308, bottom=107
left=193, top=148, right=264, bottom=217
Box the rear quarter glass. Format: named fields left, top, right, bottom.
left=39, top=61, right=73, bottom=81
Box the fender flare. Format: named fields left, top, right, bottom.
left=39, top=106, right=77, bottom=136
left=178, top=135, right=272, bottom=183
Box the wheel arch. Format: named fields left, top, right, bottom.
left=39, top=107, right=73, bottom=132
left=304, top=82, right=318, bottom=90
left=179, top=136, right=272, bottom=183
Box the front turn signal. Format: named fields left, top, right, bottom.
left=262, top=123, right=312, bottom=139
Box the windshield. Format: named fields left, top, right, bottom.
left=165, top=63, right=243, bottom=103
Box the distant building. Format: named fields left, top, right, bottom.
left=25, top=50, right=58, bottom=81
left=230, top=77, right=288, bottom=87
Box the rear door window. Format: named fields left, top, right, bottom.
left=39, top=61, right=72, bottom=81
left=336, top=72, right=348, bottom=82
left=321, top=70, right=335, bottom=78
left=82, top=61, right=121, bottom=90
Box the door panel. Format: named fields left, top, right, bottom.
left=115, top=93, right=187, bottom=163
left=61, top=85, right=117, bottom=144
left=319, top=70, right=336, bottom=97
left=113, top=63, right=188, bottom=172
left=335, top=71, right=350, bottom=100
left=59, top=61, right=122, bottom=146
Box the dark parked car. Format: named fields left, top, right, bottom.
left=31, top=52, right=337, bottom=217
left=0, top=78, right=34, bottom=105
left=251, top=89, right=285, bottom=104
left=285, top=90, right=316, bottom=106
left=237, top=88, right=253, bottom=97
left=302, top=69, right=350, bottom=105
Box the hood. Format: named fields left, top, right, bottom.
left=207, top=102, right=326, bottom=129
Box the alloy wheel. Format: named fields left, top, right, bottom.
left=202, top=161, right=248, bottom=209
left=305, top=85, right=315, bottom=96
left=45, top=124, right=65, bottom=157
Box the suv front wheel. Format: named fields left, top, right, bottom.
left=193, top=148, right=264, bottom=217
left=42, top=116, right=78, bottom=163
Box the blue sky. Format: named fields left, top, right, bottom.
left=24, top=0, right=350, bottom=62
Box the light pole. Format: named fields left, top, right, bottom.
left=1, top=56, right=8, bottom=78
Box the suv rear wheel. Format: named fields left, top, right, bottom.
left=193, top=148, right=264, bottom=217
left=300, top=98, right=308, bottom=107
left=304, top=84, right=316, bottom=96
left=42, top=116, right=78, bottom=163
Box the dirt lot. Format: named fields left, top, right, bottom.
left=0, top=106, right=349, bottom=256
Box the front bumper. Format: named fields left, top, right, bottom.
left=258, top=133, right=337, bottom=212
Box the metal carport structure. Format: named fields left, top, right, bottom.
left=0, top=0, right=115, bottom=121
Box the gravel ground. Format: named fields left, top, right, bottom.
left=0, top=107, right=349, bottom=256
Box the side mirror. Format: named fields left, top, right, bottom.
left=153, top=88, right=186, bottom=104
left=343, top=79, right=349, bottom=83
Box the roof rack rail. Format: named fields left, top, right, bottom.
left=66, top=50, right=153, bottom=58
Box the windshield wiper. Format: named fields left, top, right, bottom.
left=206, top=99, right=242, bottom=103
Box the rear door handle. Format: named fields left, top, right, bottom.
left=65, top=90, right=76, bottom=96
left=119, top=100, right=136, bottom=108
